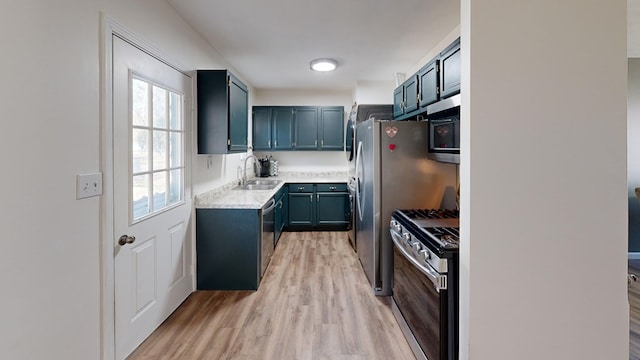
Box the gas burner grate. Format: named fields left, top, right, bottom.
left=393, top=208, right=460, bottom=251
left=399, top=208, right=459, bottom=220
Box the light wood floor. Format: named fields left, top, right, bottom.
left=630, top=260, right=640, bottom=360
left=127, top=231, right=415, bottom=360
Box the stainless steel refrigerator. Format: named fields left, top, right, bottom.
left=355, top=119, right=450, bottom=296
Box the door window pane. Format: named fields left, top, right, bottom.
left=132, top=174, right=150, bottom=219
left=153, top=172, right=168, bottom=210
left=131, top=76, right=185, bottom=222
left=153, top=130, right=167, bottom=170
left=169, top=132, right=181, bottom=168
left=169, top=169, right=181, bottom=205
left=132, top=79, right=149, bottom=127
left=169, top=92, right=181, bottom=130
left=132, top=128, right=149, bottom=173
left=153, top=86, right=167, bottom=129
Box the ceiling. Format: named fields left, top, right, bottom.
left=167, top=0, right=460, bottom=91
left=167, top=0, right=639, bottom=91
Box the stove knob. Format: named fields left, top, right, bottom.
left=412, top=242, right=421, bottom=252
left=402, top=233, right=411, bottom=242
left=420, top=249, right=431, bottom=261
left=390, top=220, right=397, bottom=228
left=395, top=224, right=402, bottom=233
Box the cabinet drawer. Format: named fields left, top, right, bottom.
left=316, top=183, right=347, bottom=192
left=289, top=184, right=314, bottom=193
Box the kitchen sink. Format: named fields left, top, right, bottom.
left=246, top=179, right=280, bottom=186
left=232, top=179, right=281, bottom=190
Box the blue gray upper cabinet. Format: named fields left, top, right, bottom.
left=252, top=106, right=343, bottom=151
left=418, top=58, right=439, bottom=108
left=293, top=107, right=319, bottom=149
left=403, top=75, right=419, bottom=114
left=252, top=107, right=272, bottom=151
left=272, top=107, right=294, bottom=150
left=319, top=106, right=344, bottom=150
left=392, top=37, right=460, bottom=120
left=439, top=38, right=461, bottom=99
left=393, top=75, right=419, bottom=120
left=393, top=86, right=404, bottom=118
left=197, top=70, right=248, bottom=154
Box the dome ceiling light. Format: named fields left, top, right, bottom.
left=310, top=58, right=337, bottom=72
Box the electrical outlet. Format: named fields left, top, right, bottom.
left=77, top=172, right=103, bottom=199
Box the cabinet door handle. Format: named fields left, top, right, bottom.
left=321, top=139, right=323, bottom=147
left=315, top=140, right=317, bottom=147
left=329, top=186, right=336, bottom=190
left=317, top=194, right=319, bottom=201
left=268, top=140, right=271, bottom=147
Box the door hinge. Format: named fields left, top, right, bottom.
left=227, top=139, right=231, bottom=146
left=227, top=78, right=231, bottom=87
left=436, top=86, right=440, bottom=95
left=436, top=63, right=440, bottom=72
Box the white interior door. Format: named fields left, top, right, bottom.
left=112, top=35, right=193, bottom=359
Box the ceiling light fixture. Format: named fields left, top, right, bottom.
left=310, top=58, right=337, bottom=72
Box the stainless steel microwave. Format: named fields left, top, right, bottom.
left=427, top=94, right=460, bottom=164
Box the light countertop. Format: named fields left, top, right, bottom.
left=195, top=171, right=350, bottom=209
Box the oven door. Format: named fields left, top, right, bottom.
left=391, top=229, right=450, bottom=360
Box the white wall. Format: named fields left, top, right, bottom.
left=253, top=89, right=352, bottom=171
left=460, top=1, right=628, bottom=359
left=630, top=59, right=640, bottom=252
left=409, top=25, right=461, bottom=76
left=0, top=1, right=245, bottom=359
left=352, top=80, right=395, bottom=104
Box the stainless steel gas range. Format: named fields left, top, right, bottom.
left=390, top=209, right=459, bottom=360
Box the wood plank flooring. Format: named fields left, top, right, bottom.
left=630, top=260, right=640, bottom=360
left=127, top=231, right=415, bottom=360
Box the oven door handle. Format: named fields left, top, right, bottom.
left=390, top=229, right=447, bottom=292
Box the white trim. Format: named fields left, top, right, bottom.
left=99, top=13, right=115, bottom=360
left=629, top=252, right=640, bottom=260
left=99, top=13, right=194, bottom=360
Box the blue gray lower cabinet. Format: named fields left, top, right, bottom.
left=287, top=183, right=350, bottom=231
left=196, top=208, right=260, bottom=290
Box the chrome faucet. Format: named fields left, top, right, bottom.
left=241, top=155, right=261, bottom=185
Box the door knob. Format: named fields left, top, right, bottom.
left=629, top=273, right=637, bottom=286
left=118, top=235, right=136, bottom=246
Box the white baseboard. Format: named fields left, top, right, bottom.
left=629, top=252, right=640, bottom=260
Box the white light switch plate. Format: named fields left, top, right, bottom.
left=77, top=172, right=103, bottom=199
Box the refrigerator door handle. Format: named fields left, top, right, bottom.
left=355, top=141, right=364, bottom=222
